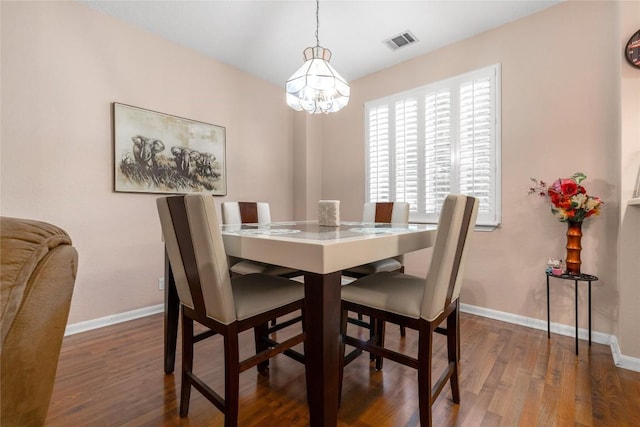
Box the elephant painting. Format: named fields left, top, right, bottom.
left=114, top=103, right=225, bottom=194
left=118, top=137, right=223, bottom=193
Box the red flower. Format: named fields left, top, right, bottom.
left=557, top=197, right=572, bottom=209
left=560, top=178, right=578, bottom=196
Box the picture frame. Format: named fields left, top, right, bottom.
left=113, top=102, right=226, bottom=195
left=625, top=29, right=640, bottom=69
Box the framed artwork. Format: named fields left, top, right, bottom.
left=625, top=29, right=640, bottom=69
left=113, top=103, right=226, bottom=195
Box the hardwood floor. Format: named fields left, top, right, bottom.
left=45, top=312, right=640, bottom=426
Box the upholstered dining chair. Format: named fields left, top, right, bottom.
left=157, top=194, right=306, bottom=426
left=339, top=194, right=478, bottom=427
left=343, top=201, right=410, bottom=337
left=342, top=201, right=410, bottom=277
left=221, top=201, right=301, bottom=278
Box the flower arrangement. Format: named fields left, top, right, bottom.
left=529, top=172, right=603, bottom=223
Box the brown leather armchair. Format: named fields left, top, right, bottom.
left=1, top=217, right=78, bottom=426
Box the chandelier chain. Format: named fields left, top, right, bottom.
left=315, top=0, right=320, bottom=47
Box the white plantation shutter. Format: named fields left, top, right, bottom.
left=424, top=89, right=452, bottom=221
left=365, top=64, right=501, bottom=227
left=367, top=105, right=390, bottom=201
left=395, top=98, right=419, bottom=211
left=459, top=78, right=496, bottom=222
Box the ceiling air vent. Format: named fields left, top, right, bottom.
left=384, top=30, right=418, bottom=51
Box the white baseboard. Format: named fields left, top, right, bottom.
left=460, top=303, right=640, bottom=373
left=64, top=301, right=640, bottom=373
left=64, top=304, right=164, bottom=336
left=608, top=335, right=640, bottom=372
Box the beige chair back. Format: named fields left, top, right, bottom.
left=157, top=194, right=236, bottom=324
left=221, top=201, right=271, bottom=224
left=362, top=202, right=410, bottom=266
left=362, top=202, right=409, bottom=224
left=420, top=195, right=478, bottom=321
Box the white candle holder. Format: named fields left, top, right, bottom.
left=318, top=200, right=340, bottom=227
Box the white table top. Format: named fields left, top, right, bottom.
left=221, top=220, right=437, bottom=274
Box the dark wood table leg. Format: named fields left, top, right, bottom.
left=164, top=249, right=179, bottom=374
left=303, top=271, right=342, bottom=427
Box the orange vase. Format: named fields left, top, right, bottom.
left=565, top=221, right=582, bottom=276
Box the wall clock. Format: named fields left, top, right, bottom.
left=626, top=29, right=640, bottom=69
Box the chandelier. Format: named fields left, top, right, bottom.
left=285, top=0, right=350, bottom=114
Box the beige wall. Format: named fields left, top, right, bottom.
left=321, top=1, right=634, bottom=353
left=1, top=1, right=294, bottom=323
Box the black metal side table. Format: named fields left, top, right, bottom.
left=546, top=271, right=598, bottom=355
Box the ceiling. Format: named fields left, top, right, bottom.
left=80, top=0, right=562, bottom=87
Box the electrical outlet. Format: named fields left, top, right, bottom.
left=158, top=277, right=165, bottom=291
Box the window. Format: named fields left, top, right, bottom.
left=365, top=64, right=501, bottom=227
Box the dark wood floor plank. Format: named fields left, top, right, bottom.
left=44, top=312, right=640, bottom=426
left=516, top=375, right=544, bottom=426
left=501, top=370, right=536, bottom=427
left=557, top=348, right=577, bottom=425
left=574, top=357, right=594, bottom=426
left=620, top=370, right=640, bottom=426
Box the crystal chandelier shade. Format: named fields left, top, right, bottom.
left=285, top=1, right=350, bottom=114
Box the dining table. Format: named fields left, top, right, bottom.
left=163, top=220, right=437, bottom=427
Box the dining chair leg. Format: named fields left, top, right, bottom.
left=417, top=321, right=434, bottom=427
left=164, top=254, right=179, bottom=375
left=224, top=330, right=240, bottom=427
left=254, top=322, right=270, bottom=374
left=180, top=314, right=194, bottom=417
left=447, top=306, right=461, bottom=403
left=456, top=304, right=461, bottom=363
left=397, top=267, right=407, bottom=338
left=369, top=315, right=376, bottom=361
left=374, top=318, right=385, bottom=371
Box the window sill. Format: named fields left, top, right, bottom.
left=409, top=221, right=499, bottom=232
